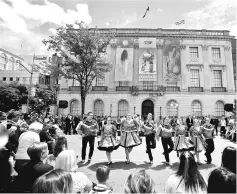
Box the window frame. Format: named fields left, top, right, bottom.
left=213, top=70, right=222, bottom=87
left=118, top=100, right=129, bottom=117
left=94, top=100, right=104, bottom=116
left=191, top=101, right=202, bottom=117
left=212, top=47, right=221, bottom=59
left=189, top=47, right=199, bottom=58
left=190, top=69, right=200, bottom=87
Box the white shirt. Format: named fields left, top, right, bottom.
left=165, top=174, right=207, bottom=194
left=15, top=131, right=40, bottom=160
left=220, top=119, right=226, bottom=127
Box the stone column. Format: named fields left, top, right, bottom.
left=156, top=44, right=163, bottom=86
left=108, top=44, right=117, bottom=91
left=224, top=45, right=235, bottom=92
left=202, top=44, right=210, bottom=92
left=133, top=43, right=139, bottom=85
left=180, top=44, right=188, bottom=91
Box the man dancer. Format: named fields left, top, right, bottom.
left=76, top=112, right=98, bottom=163
left=186, top=115, right=193, bottom=132
left=202, top=117, right=215, bottom=164
left=141, top=113, right=156, bottom=164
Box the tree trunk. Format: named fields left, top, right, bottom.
left=81, top=94, right=85, bottom=116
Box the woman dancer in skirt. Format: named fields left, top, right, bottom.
left=157, top=117, right=174, bottom=165
left=98, top=116, right=120, bottom=165
left=189, top=119, right=207, bottom=165
left=120, top=113, right=142, bottom=164
left=202, top=117, right=215, bottom=164
left=174, top=118, right=194, bottom=157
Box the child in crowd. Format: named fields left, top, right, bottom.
left=90, top=165, right=113, bottom=194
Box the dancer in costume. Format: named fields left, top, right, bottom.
left=97, top=116, right=120, bottom=165
left=157, top=117, right=174, bottom=165
left=189, top=119, right=206, bottom=165
left=141, top=113, right=156, bottom=164
left=174, top=118, right=194, bottom=157
left=76, top=112, right=98, bottom=163
left=202, top=117, right=215, bottom=164
left=120, top=113, right=142, bottom=164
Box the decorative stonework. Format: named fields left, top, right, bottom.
left=186, top=64, right=204, bottom=71
left=156, top=44, right=163, bottom=49
left=224, top=45, right=231, bottom=51
left=180, top=45, right=186, bottom=50
left=190, top=58, right=199, bottom=63
left=133, top=44, right=139, bottom=49
left=110, top=44, right=117, bottom=49
left=209, top=65, right=226, bottom=72
left=202, top=45, right=208, bottom=50
left=213, top=58, right=221, bottom=64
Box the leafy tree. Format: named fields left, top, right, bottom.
left=0, top=81, right=28, bottom=112
left=29, top=84, right=57, bottom=114
left=43, top=22, right=113, bottom=115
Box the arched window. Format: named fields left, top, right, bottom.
left=7, top=57, right=15, bottom=70
left=191, top=100, right=202, bottom=117
left=94, top=100, right=104, bottom=116
left=118, top=100, right=129, bottom=117
left=167, top=100, right=178, bottom=117
left=70, top=100, right=80, bottom=116
left=215, top=101, right=225, bottom=117
left=0, top=53, right=7, bottom=70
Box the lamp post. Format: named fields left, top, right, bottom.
left=160, top=107, right=162, bottom=121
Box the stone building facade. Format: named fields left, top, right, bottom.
left=57, top=28, right=236, bottom=119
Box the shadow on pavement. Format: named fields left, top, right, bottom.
left=151, top=162, right=174, bottom=171
left=88, top=161, right=151, bottom=171
left=197, top=163, right=217, bottom=170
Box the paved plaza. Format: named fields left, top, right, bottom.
left=67, top=134, right=236, bottom=193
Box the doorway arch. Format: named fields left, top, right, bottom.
left=142, top=99, right=154, bottom=120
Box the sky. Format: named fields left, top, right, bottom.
left=0, top=0, right=236, bottom=56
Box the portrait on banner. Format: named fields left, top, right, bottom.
left=114, top=48, right=133, bottom=81
left=163, top=39, right=181, bottom=82
left=139, top=48, right=157, bottom=81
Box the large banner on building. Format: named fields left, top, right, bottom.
left=115, top=48, right=133, bottom=81
left=163, top=39, right=181, bottom=82
left=139, top=48, right=157, bottom=81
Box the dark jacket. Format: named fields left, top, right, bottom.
left=186, top=117, right=193, bottom=127
left=14, top=160, right=53, bottom=192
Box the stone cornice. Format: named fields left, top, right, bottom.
left=186, top=64, right=204, bottom=71
left=88, top=28, right=235, bottom=40
left=209, top=64, right=226, bottom=72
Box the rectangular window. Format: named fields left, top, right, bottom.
left=189, top=47, right=199, bottom=58
left=16, top=77, right=20, bottom=82
left=190, top=69, right=200, bottom=87
left=9, top=77, right=13, bottom=81
left=143, top=81, right=153, bottom=90
left=213, top=70, right=222, bottom=87
left=119, top=81, right=129, bottom=86
left=212, top=48, right=221, bottom=59
left=96, top=78, right=105, bottom=86
left=73, top=79, right=80, bottom=86
left=3, top=77, right=6, bottom=81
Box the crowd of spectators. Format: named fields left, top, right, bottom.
left=0, top=109, right=236, bottom=193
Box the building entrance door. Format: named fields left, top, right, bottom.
left=142, top=100, right=154, bottom=120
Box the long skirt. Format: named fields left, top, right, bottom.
left=174, top=135, right=194, bottom=151
left=191, top=135, right=207, bottom=152
left=120, top=131, right=142, bottom=148
left=98, top=135, right=120, bottom=151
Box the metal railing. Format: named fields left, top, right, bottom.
left=116, top=86, right=131, bottom=91
left=92, top=86, right=108, bottom=91
left=165, top=86, right=180, bottom=92
left=69, top=86, right=81, bottom=91
left=188, top=87, right=204, bottom=92
left=135, top=85, right=165, bottom=92
left=211, top=87, right=227, bottom=92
